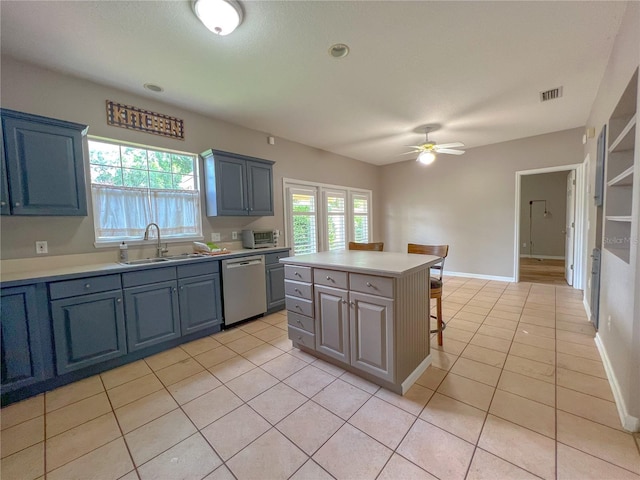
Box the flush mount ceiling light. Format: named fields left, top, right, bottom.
left=417, top=151, right=436, bottom=165
left=329, top=43, right=350, bottom=58
left=193, top=0, right=243, bottom=36
left=143, top=83, right=164, bottom=93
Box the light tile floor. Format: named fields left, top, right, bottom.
left=2, top=277, right=639, bottom=480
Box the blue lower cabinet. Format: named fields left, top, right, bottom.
left=266, top=263, right=285, bottom=312
left=51, top=290, right=127, bottom=375
left=124, top=281, right=181, bottom=352
left=1, top=285, right=48, bottom=392
left=178, top=274, right=222, bottom=335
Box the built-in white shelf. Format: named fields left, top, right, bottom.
left=605, top=215, right=633, bottom=222
left=607, top=166, right=634, bottom=187
left=608, top=113, right=636, bottom=153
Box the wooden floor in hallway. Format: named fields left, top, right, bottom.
left=519, top=258, right=568, bottom=285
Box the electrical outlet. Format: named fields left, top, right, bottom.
left=35, top=241, right=48, bottom=254
left=231, top=231, right=238, bottom=240
left=522, top=243, right=527, bottom=248
left=211, top=232, right=221, bottom=242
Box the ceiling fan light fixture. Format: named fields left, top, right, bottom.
left=417, top=151, right=436, bottom=165
left=193, top=0, right=243, bottom=36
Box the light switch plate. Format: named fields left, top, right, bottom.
left=35, top=241, right=48, bottom=254
left=232, top=231, right=238, bottom=240
left=211, top=232, right=221, bottom=242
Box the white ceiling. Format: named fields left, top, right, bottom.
left=0, top=1, right=628, bottom=165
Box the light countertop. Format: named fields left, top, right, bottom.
left=279, top=250, right=441, bottom=277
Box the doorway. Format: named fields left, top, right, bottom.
left=514, top=163, right=586, bottom=288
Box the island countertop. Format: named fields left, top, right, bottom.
left=279, top=250, right=441, bottom=277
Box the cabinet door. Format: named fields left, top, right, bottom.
left=246, top=160, right=273, bottom=216
left=178, top=274, right=222, bottom=335
left=51, top=290, right=126, bottom=375
left=125, top=281, right=180, bottom=351
left=1, top=126, right=10, bottom=215
left=266, top=263, right=286, bottom=312
left=216, top=156, right=248, bottom=215
left=349, top=291, right=394, bottom=382
left=1, top=285, right=47, bottom=391
left=315, top=285, right=349, bottom=363
left=2, top=114, right=87, bottom=216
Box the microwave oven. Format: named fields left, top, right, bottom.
left=242, top=229, right=276, bottom=249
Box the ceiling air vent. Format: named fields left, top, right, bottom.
left=540, top=87, right=563, bottom=102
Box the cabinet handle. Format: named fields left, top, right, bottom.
left=350, top=301, right=355, bottom=307
left=342, top=299, right=348, bottom=304
left=0, top=201, right=5, bottom=206
left=294, top=288, right=301, bottom=294
left=295, top=272, right=301, bottom=277
left=296, top=319, right=303, bottom=325
left=14, top=202, right=21, bottom=207
left=180, top=286, right=184, bottom=290
left=297, top=335, right=303, bottom=342
left=85, top=283, right=91, bottom=289
left=366, top=282, right=373, bottom=287
left=116, top=298, right=122, bottom=303
left=326, top=276, right=333, bottom=281
left=173, top=288, right=177, bottom=292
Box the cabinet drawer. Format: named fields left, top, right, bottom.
left=49, top=274, right=122, bottom=300
left=284, top=280, right=313, bottom=300
left=285, top=296, right=314, bottom=317
left=287, top=311, right=314, bottom=333
left=265, top=251, right=290, bottom=265
left=177, top=261, right=218, bottom=278
left=122, top=267, right=177, bottom=287
left=314, top=269, right=348, bottom=289
left=285, top=265, right=311, bottom=282
left=349, top=273, right=394, bottom=298
left=288, top=325, right=315, bottom=350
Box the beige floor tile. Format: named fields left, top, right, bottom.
left=513, top=331, right=556, bottom=351
left=557, top=411, right=640, bottom=474
left=250, top=325, right=286, bottom=342
left=497, top=370, right=555, bottom=407
left=154, top=357, right=204, bottom=386
left=443, top=327, right=475, bottom=343
left=138, top=433, right=221, bottom=480
left=238, top=319, right=271, bottom=334
left=487, top=309, right=521, bottom=322
left=556, top=305, right=587, bottom=316
left=447, top=318, right=481, bottom=333
left=556, top=329, right=596, bottom=346
left=375, top=383, right=434, bottom=416
left=47, top=437, right=133, bottom=480
left=349, top=396, right=416, bottom=449
left=478, top=415, right=555, bottom=480
left=509, top=341, right=556, bottom=365
left=277, top=400, right=344, bottom=455
left=556, top=340, right=601, bottom=361
left=520, top=314, right=556, bottom=328
left=437, top=373, right=495, bottom=411
left=314, top=423, right=392, bottom=479
left=45, top=376, right=104, bottom=413
left=504, top=355, right=555, bottom=384
left=311, top=358, right=346, bottom=376
left=225, top=367, right=279, bottom=401
left=211, top=327, right=248, bottom=344
left=106, top=373, right=164, bottom=409
left=433, top=337, right=468, bottom=356
left=469, top=333, right=511, bottom=353
left=290, top=459, right=334, bottom=480
left=339, top=371, right=380, bottom=394
left=518, top=322, right=556, bottom=339
left=260, top=352, right=308, bottom=380
left=461, top=305, right=492, bottom=315
left=284, top=365, right=337, bottom=397
left=0, top=441, right=44, bottom=480
left=397, top=418, right=475, bottom=480
left=430, top=349, right=458, bottom=371
left=46, top=413, right=120, bottom=472
left=313, top=378, right=372, bottom=420
left=556, top=312, right=590, bottom=324
left=483, top=316, right=518, bottom=331
left=248, top=383, right=307, bottom=424
left=489, top=389, right=555, bottom=438
left=193, top=345, right=238, bottom=368
left=201, top=404, right=270, bottom=460
left=492, top=304, right=523, bottom=315
left=496, top=297, right=526, bottom=308
left=144, top=347, right=189, bottom=371
left=450, top=357, right=501, bottom=387
left=203, top=465, right=235, bottom=480
left=268, top=334, right=294, bottom=351
left=557, top=367, right=614, bottom=401
left=182, top=385, right=243, bottom=429
left=557, top=352, right=607, bottom=378
left=0, top=395, right=43, bottom=430
left=467, top=448, right=540, bottom=480
left=242, top=343, right=284, bottom=365
left=557, top=320, right=596, bottom=335
left=557, top=442, right=640, bottom=480
left=46, top=392, right=112, bottom=438
left=227, top=428, right=307, bottom=480
left=225, top=335, right=266, bottom=354
left=263, top=312, right=286, bottom=325
left=521, top=307, right=554, bottom=320
left=453, top=310, right=486, bottom=324
left=557, top=386, right=623, bottom=430
left=208, top=356, right=256, bottom=383
left=114, top=389, right=178, bottom=434
left=420, top=392, right=486, bottom=444
left=477, top=324, right=515, bottom=340
left=179, top=335, right=221, bottom=356
left=167, top=370, right=222, bottom=405
left=1, top=415, right=44, bottom=459
left=415, top=366, right=448, bottom=390
left=378, top=453, right=437, bottom=480
left=460, top=344, right=506, bottom=368
left=101, top=360, right=152, bottom=389
left=124, top=409, right=197, bottom=467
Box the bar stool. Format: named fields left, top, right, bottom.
left=348, top=241, right=384, bottom=251
left=407, top=243, right=449, bottom=346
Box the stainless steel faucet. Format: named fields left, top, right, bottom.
left=144, top=223, right=168, bottom=258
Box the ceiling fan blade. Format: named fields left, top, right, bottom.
left=400, top=151, right=418, bottom=155
left=403, top=145, right=425, bottom=149
left=435, top=142, right=464, bottom=149
left=436, top=148, right=465, bottom=155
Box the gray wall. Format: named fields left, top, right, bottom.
left=519, top=171, right=569, bottom=258
left=379, top=128, right=584, bottom=279
left=0, top=56, right=381, bottom=260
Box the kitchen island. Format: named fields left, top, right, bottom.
left=280, top=250, right=441, bottom=394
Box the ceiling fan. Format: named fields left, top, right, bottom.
left=405, top=127, right=465, bottom=165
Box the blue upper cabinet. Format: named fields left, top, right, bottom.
left=202, top=149, right=274, bottom=216
left=1, top=108, right=88, bottom=216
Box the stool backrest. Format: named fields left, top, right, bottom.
left=407, top=243, right=449, bottom=281
left=348, top=242, right=384, bottom=251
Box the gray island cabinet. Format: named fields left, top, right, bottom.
left=280, top=250, right=441, bottom=394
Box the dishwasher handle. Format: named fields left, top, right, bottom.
left=223, top=256, right=264, bottom=269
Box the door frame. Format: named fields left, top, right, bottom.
left=513, top=162, right=586, bottom=288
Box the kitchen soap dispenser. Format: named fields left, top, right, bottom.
left=119, top=242, right=129, bottom=262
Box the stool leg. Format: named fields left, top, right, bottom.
left=437, top=296, right=443, bottom=346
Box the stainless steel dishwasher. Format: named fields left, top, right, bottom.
left=221, top=255, right=267, bottom=326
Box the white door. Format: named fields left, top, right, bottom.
left=565, top=171, right=576, bottom=285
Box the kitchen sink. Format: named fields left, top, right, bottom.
left=121, top=253, right=205, bottom=266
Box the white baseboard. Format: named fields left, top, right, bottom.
left=401, top=354, right=431, bottom=394
left=582, top=296, right=592, bottom=321
left=445, top=271, right=515, bottom=283
left=519, top=254, right=565, bottom=260
left=595, top=333, right=640, bottom=432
